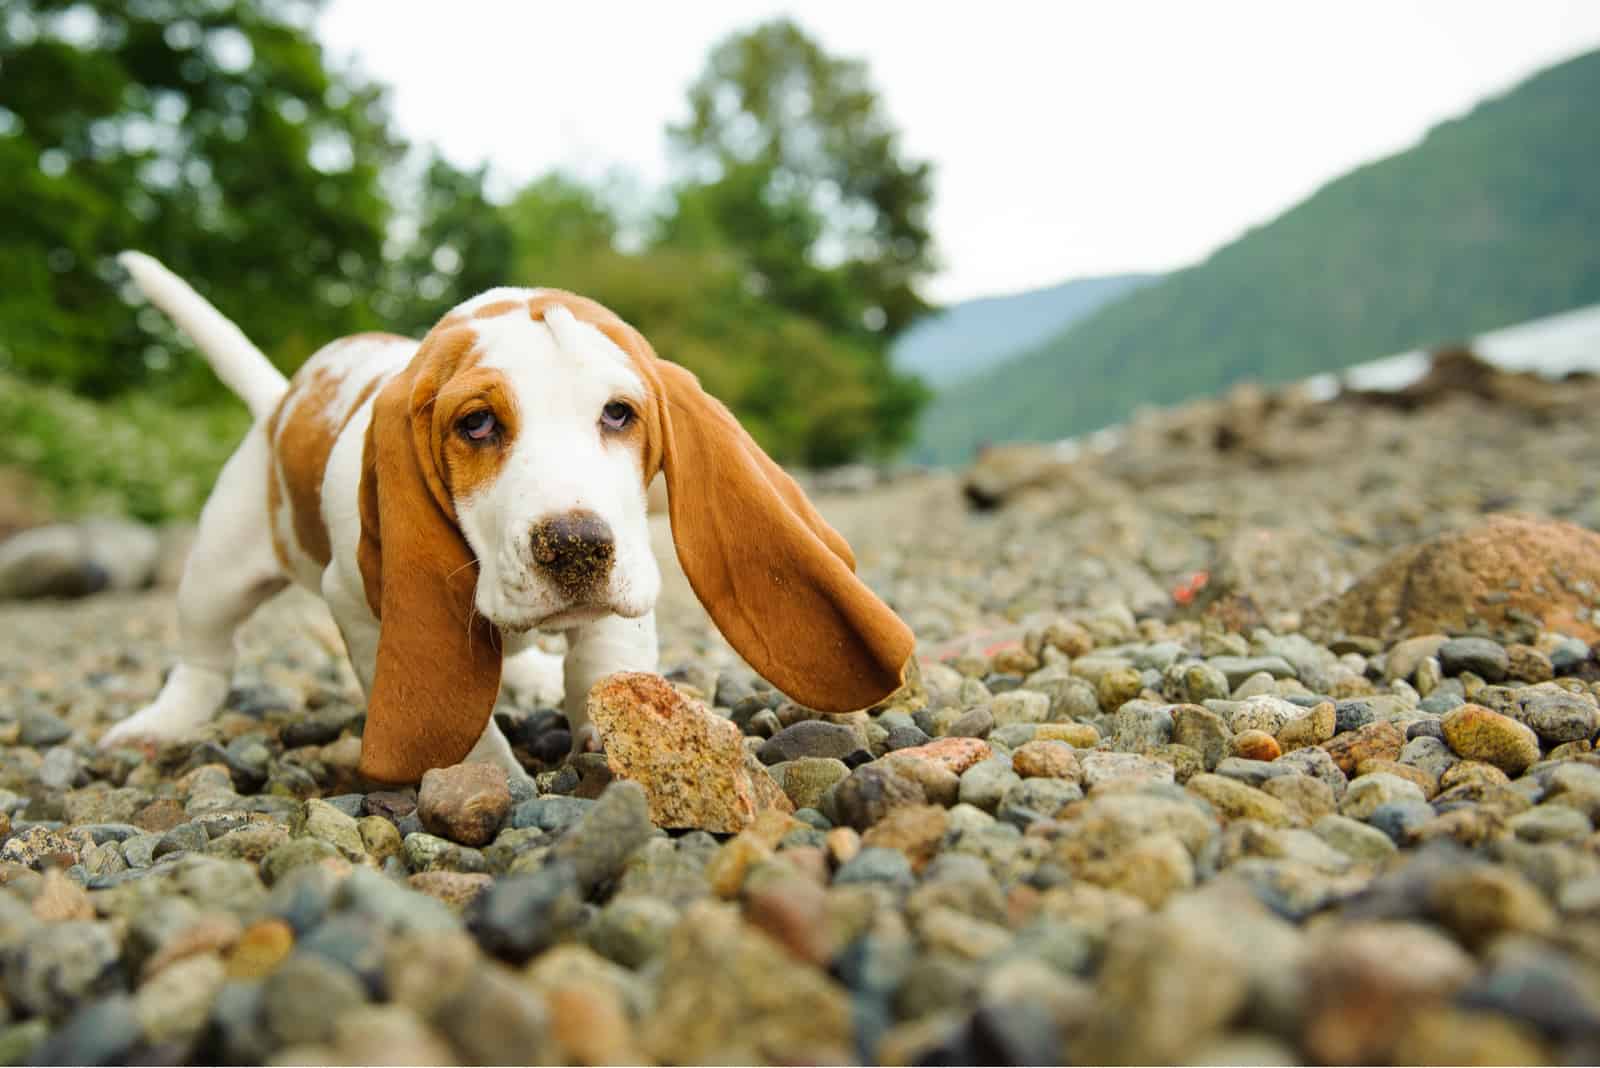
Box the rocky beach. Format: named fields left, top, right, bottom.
left=0, top=353, right=1598, bottom=1064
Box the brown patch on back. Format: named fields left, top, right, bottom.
left=471, top=300, right=526, bottom=320
left=272, top=368, right=344, bottom=567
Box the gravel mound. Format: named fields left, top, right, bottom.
left=0, top=379, right=1598, bottom=1064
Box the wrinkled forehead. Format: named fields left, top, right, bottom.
left=441, top=289, right=646, bottom=400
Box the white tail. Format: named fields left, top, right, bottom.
left=118, top=251, right=288, bottom=421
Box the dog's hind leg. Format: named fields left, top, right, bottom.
left=101, top=425, right=287, bottom=747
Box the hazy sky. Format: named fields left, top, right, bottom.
left=317, top=2, right=1600, bottom=303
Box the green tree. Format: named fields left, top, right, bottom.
left=666, top=18, right=937, bottom=342
left=385, top=153, right=516, bottom=335
left=0, top=0, right=402, bottom=401
left=660, top=18, right=935, bottom=458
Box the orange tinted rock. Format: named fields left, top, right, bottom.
left=887, top=737, right=994, bottom=775
left=1307, top=515, right=1600, bottom=644
left=589, top=672, right=793, bottom=833
left=1011, top=740, right=1083, bottom=780
left=1231, top=729, right=1281, bottom=762
left=226, top=919, right=294, bottom=979
left=1322, top=721, right=1405, bottom=777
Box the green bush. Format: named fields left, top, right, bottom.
left=0, top=373, right=247, bottom=522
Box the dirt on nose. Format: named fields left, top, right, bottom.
left=531, top=511, right=615, bottom=596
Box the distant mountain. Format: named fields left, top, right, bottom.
left=893, top=274, right=1156, bottom=386
left=916, top=48, right=1600, bottom=464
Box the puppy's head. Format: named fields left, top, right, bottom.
left=355, top=289, right=914, bottom=783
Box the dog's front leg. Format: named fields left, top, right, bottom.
left=563, top=611, right=659, bottom=753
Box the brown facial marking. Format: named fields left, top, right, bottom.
left=432, top=364, right=518, bottom=505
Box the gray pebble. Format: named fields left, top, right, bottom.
left=19, top=709, right=72, bottom=747
left=758, top=720, right=861, bottom=764
left=1419, top=692, right=1465, bottom=715
left=32, top=992, right=141, bottom=1064
left=1334, top=699, right=1376, bottom=733
left=1214, top=758, right=1295, bottom=788
left=548, top=780, right=654, bottom=894
left=834, top=847, right=914, bottom=887
left=1518, top=689, right=1599, bottom=745
left=39, top=747, right=82, bottom=791
left=997, top=777, right=1083, bottom=829
left=466, top=861, right=585, bottom=963
left=1438, top=637, right=1510, bottom=681
left=1367, top=799, right=1437, bottom=843
left=153, top=822, right=209, bottom=859
left=958, top=758, right=1023, bottom=813
left=1549, top=640, right=1592, bottom=676
left=5, top=921, right=121, bottom=1017
left=261, top=953, right=368, bottom=1046
left=1208, top=656, right=1296, bottom=688
left=585, top=895, right=679, bottom=969
left=336, top=868, right=461, bottom=934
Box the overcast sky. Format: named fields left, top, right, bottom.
left=317, top=2, right=1600, bottom=304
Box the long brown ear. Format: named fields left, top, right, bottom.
left=648, top=359, right=914, bottom=713
left=355, top=353, right=502, bottom=784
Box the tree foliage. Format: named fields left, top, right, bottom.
left=0, top=0, right=401, bottom=403
left=2, top=6, right=933, bottom=491
left=919, top=49, right=1600, bottom=464
left=666, top=18, right=936, bottom=342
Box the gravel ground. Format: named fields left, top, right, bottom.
left=0, top=377, right=1598, bottom=1065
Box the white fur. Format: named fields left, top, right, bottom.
left=103, top=257, right=663, bottom=782
left=117, top=252, right=287, bottom=420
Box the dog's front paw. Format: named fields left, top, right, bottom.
left=569, top=722, right=603, bottom=757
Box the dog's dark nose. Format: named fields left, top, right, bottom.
left=530, top=510, right=615, bottom=593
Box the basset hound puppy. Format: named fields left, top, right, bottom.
left=105, top=253, right=914, bottom=786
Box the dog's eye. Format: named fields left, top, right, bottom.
left=600, top=401, right=634, bottom=431
left=458, top=410, right=497, bottom=442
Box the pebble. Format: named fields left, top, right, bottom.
left=1441, top=703, right=1542, bottom=775
left=757, top=719, right=861, bottom=764
left=1010, top=739, right=1081, bottom=780
left=1518, top=688, right=1599, bottom=745
left=987, top=689, right=1048, bottom=727
left=548, top=781, right=655, bottom=893
left=828, top=762, right=926, bottom=830
left=775, top=757, right=851, bottom=810
left=1171, top=704, right=1231, bottom=770
left=1230, top=728, right=1281, bottom=761
left=1079, top=750, right=1176, bottom=788
left=835, top=847, right=916, bottom=887
left=19, top=709, right=72, bottom=747
left=8, top=383, right=1600, bottom=1065
left=262, top=953, right=369, bottom=1046
left=1186, top=773, right=1291, bottom=827
left=417, top=763, right=511, bottom=847
left=5, top=921, right=121, bottom=1017
left=1339, top=772, right=1427, bottom=820
left=1313, top=813, right=1398, bottom=861
left=33, top=993, right=141, bottom=1063
left=1438, top=636, right=1511, bottom=681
